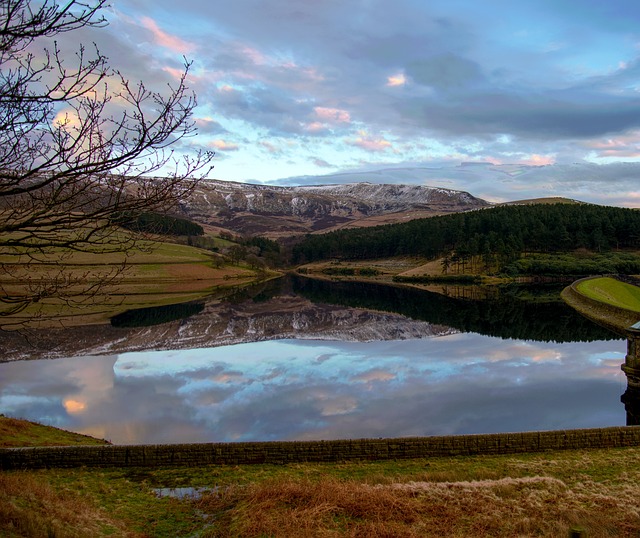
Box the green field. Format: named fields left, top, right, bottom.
left=576, top=277, right=640, bottom=313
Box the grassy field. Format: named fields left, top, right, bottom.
left=0, top=237, right=266, bottom=330
left=576, top=277, right=640, bottom=312
left=2, top=417, right=640, bottom=536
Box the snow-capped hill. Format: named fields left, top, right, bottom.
left=182, top=178, right=488, bottom=236
left=295, top=182, right=480, bottom=206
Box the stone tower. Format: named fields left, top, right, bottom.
left=621, top=322, right=640, bottom=425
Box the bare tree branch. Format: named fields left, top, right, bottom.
left=0, top=0, right=215, bottom=324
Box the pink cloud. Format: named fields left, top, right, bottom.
left=311, top=157, right=332, bottom=168
left=386, top=73, right=407, bottom=87
left=515, top=154, right=556, bottom=166
left=240, top=44, right=269, bottom=65
left=304, top=121, right=329, bottom=133
left=348, top=131, right=393, bottom=153
left=259, top=141, right=281, bottom=154
left=223, top=41, right=324, bottom=88
left=162, top=66, right=190, bottom=81
left=140, top=16, right=195, bottom=54
left=210, top=140, right=240, bottom=151
left=300, top=67, right=325, bottom=83
left=350, top=369, right=396, bottom=383
left=584, top=133, right=640, bottom=158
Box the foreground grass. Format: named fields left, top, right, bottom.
left=3, top=427, right=640, bottom=537
left=3, top=449, right=640, bottom=536
left=577, top=277, right=640, bottom=313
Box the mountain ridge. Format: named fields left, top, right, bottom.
left=180, top=178, right=489, bottom=237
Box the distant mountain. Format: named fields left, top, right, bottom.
left=180, top=178, right=489, bottom=237
left=275, top=162, right=640, bottom=206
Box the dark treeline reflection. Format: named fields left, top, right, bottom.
left=111, top=301, right=205, bottom=328
left=290, top=276, right=619, bottom=343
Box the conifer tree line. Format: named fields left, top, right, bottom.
left=292, top=204, right=640, bottom=271
left=113, top=212, right=204, bottom=236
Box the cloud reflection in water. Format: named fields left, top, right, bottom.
left=0, top=335, right=626, bottom=444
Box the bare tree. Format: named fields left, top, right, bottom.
left=0, top=1, right=214, bottom=321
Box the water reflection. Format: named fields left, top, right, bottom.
left=292, top=277, right=617, bottom=342
left=0, top=335, right=626, bottom=444
left=1, top=278, right=630, bottom=443
left=2, top=277, right=619, bottom=362
left=111, top=301, right=205, bottom=328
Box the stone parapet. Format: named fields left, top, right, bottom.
left=2, top=427, right=640, bottom=470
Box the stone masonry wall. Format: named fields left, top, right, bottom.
left=2, top=427, right=640, bottom=470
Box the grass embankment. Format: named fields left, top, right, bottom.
left=0, top=237, right=271, bottom=329
left=0, top=415, right=109, bottom=448
left=561, top=277, right=640, bottom=332
left=576, top=277, right=640, bottom=313
left=2, top=417, right=640, bottom=536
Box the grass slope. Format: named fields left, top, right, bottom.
left=0, top=415, right=109, bottom=448
left=576, top=277, right=640, bottom=313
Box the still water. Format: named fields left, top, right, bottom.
left=0, top=277, right=629, bottom=444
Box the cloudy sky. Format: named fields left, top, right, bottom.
left=64, top=1, right=640, bottom=204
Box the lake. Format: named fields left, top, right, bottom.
left=0, top=277, right=630, bottom=444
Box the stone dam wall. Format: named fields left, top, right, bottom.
left=2, top=426, right=640, bottom=470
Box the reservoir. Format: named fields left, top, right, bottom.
left=0, top=277, right=628, bottom=444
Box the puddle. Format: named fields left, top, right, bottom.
left=153, top=486, right=216, bottom=500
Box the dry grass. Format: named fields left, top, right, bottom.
left=195, top=474, right=640, bottom=537
left=0, top=473, right=138, bottom=538
left=299, top=257, right=426, bottom=280
left=396, top=258, right=444, bottom=277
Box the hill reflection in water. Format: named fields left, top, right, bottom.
left=0, top=277, right=629, bottom=444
